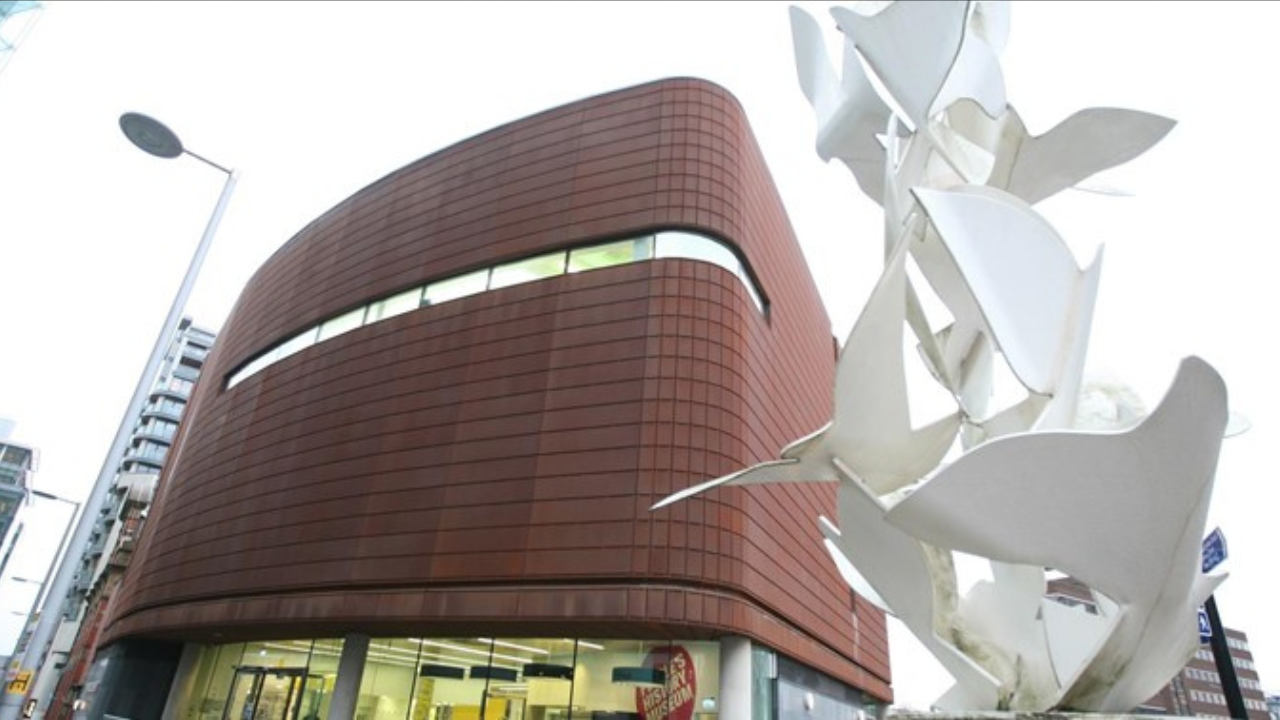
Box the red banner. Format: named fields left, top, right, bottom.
left=635, top=646, right=697, bottom=720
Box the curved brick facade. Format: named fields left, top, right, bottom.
left=103, top=78, right=891, bottom=700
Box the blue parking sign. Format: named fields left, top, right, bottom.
left=1202, top=528, right=1228, bottom=573
left=1198, top=606, right=1212, bottom=643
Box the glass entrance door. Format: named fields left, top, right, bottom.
left=222, top=666, right=325, bottom=720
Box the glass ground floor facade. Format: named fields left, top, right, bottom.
left=83, top=633, right=881, bottom=720
left=178, top=636, right=721, bottom=720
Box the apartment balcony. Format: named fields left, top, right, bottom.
left=107, top=534, right=137, bottom=569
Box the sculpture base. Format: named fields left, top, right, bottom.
left=890, top=711, right=1183, bottom=720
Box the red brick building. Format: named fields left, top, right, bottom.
left=82, top=78, right=891, bottom=720
left=1141, top=628, right=1271, bottom=720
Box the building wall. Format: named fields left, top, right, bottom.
left=100, top=78, right=890, bottom=700
left=1156, top=633, right=1271, bottom=720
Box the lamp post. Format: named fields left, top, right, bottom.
left=0, top=114, right=237, bottom=720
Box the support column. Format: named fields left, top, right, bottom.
left=719, top=636, right=753, bottom=718
left=160, top=644, right=205, bottom=720
left=326, top=634, right=370, bottom=720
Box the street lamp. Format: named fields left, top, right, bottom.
left=119, top=112, right=235, bottom=174
left=0, top=114, right=237, bottom=720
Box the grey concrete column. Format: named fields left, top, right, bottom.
left=160, top=643, right=205, bottom=720
left=325, top=634, right=370, bottom=720
left=719, top=635, right=753, bottom=718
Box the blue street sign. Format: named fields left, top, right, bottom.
left=1198, top=606, right=1212, bottom=643
left=1202, top=527, right=1228, bottom=573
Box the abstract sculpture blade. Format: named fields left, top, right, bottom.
left=824, top=457, right=1003, bottom=711
left=887, top=355, right=1226, bottom=595
left=911, top=185, right=1102, bottom=397
left=832, top=1, right=1005, bottom=130
left=888, top=357, right=1229, bottom=710
left=652, top=1, right=1237, bottom=712
left=790, top=5, right=893, bottom=202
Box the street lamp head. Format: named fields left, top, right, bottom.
left=119, top=112, right=183, bottom=159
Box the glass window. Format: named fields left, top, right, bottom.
left=182, top=642, right=244, bottom=720
left=227, top=353, right=272, bottom=389
left=307, top=639, right=344, bottom=718
left=656, top=231, right=765, bottom=312
left=224, top=228, right=771, bottom=390
left=424, top=269, right=489, bottom=305
left=140, top=419, right=176, bottom=439
left=273, top=327, right=318, bottom=363
left=568, top=639, right=718, bottom=718
left=739, top=267, right=766, bottom=313
left=220, top=641, right=326, bottom=720
left=568, top=237, right=653, bottom=273
left=414, top=638, right=500, bottom=718
left=753, top=645, right=776, bottom=720
left=0, top=446, right=32, bottom=467
left=134, top=440, right=167, bottom=461
left=484, top=637, right=570, bottom=717
left=489, top=252, right=566, bottom=290
left=175, top=637, right=723, bottom=720
left=656, top=231, right=738, bottom=271
left=317, top=307, right=366, bottom=342
left=358, top=638, right=421, bottom=720
left=366, top=287, right=423, bottom=323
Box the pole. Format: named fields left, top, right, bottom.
left=0, top=166, right=237, bottom=720
left=1205, top=595, right=1248, bottom=719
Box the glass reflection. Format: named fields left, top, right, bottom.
left=489, top=252, right=568, bottom=290
left=180, top=637, right=724, bottom=720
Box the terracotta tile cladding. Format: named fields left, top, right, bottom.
left=103, top=78, right=889, bottom=699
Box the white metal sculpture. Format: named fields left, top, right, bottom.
left=654, top=1, right=1232, bottom=712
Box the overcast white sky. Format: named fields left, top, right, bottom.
left=1, top=0, right=1277, bottom=709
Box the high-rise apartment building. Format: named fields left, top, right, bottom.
left=0, top=431, right=38, bottom=672
left=39, top=317, right=215, bottom=719
left=0, top=437, right=36, bottom=580
left=81, top=78, right=892, bottom=720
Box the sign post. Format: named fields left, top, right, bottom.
left=1202, top=528, right=1247, bottom=719
left=1204, top=596, right=1247, bottom=719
